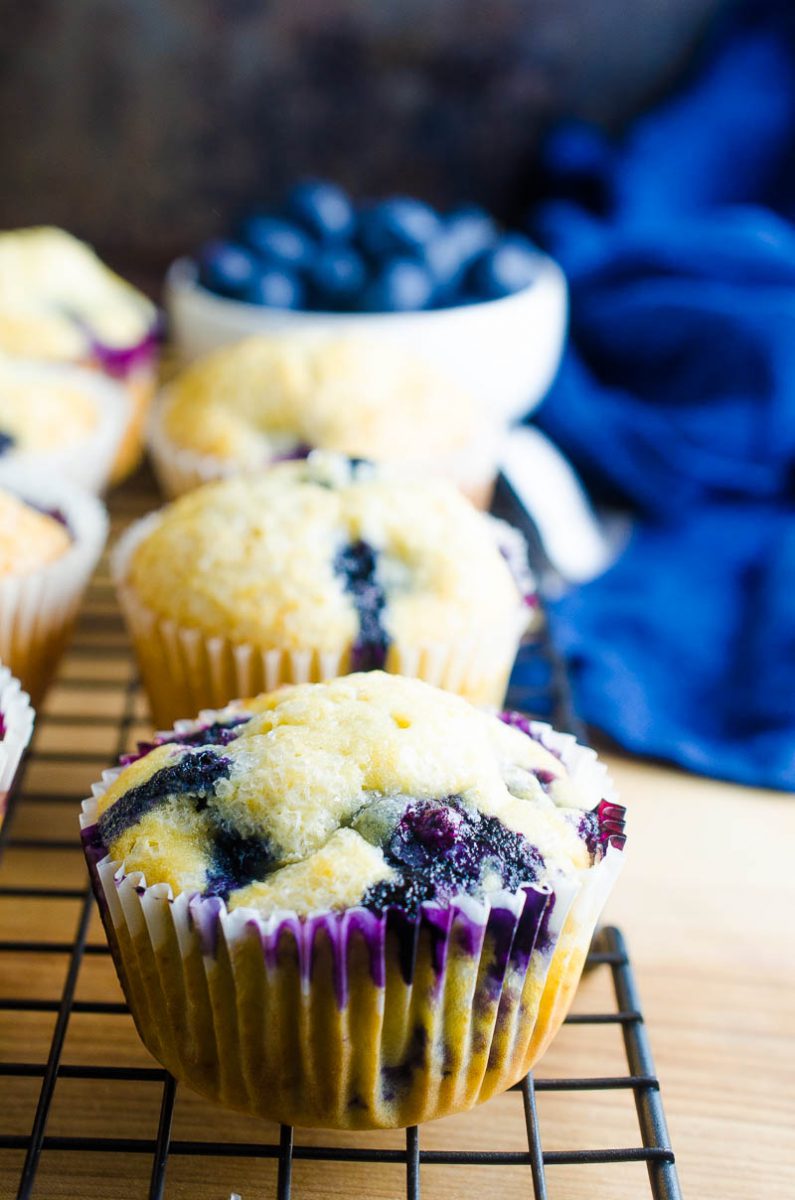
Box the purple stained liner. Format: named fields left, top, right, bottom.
left=119, top=714, right=252, bottom=765
left=500, top=712, right=627, bottom=852
left=498, top=710, right=563, bottom=760
left=597, top=799, right=627, bottom=850
left=81, top=822, right=112, bottom=873
left=83, top=809, right=553, bottom=1009
left=192, top=886, right=553, bottom=1008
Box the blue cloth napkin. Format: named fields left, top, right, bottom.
left=528, top=1, right=795, bottom=789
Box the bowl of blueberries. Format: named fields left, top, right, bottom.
left=166, top=181, right=567, bottom=423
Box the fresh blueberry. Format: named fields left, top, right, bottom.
left=447, top=205, right=498, bottom=257
left=425, top=232, right=466, bottom=298
left=467, top=235, right=539, bottom=300
left=286, top=179, right=356, bottom=242
left=358, top=197, right=442, bottom=260
left=358, top=259, right=435, bottom=312
left=0, top=431, right=15, bottom=456
left=237, top=213, right=315, bottom=271
left=244, top=266, right=305, bottom=309
left=424, top=207, right=499, bottom=305
left=197, top=240, right=258, bottom=299
left=308, top=245, right=367, bottom=310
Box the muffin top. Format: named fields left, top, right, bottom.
left=0, top=227, right=156, bottom=360
left=92, top=673, right=618, bottom=917
left=0, top=355, right=103, bottom=455
left=159, top=334, right=480, bottom=466
left=0, top=487, right=71, bottom=576
left=121, top=453, right=527, bottom=659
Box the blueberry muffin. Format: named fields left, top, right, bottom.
left=148, top=334, right=499, bottom=506
left=81, top=672, right=625, bottom=1129
left=114, top=453, right=534, bottom=726
left=0, top=662, right=35, bottom=829
left=0, top=226, right=159, bottom=481
left=0, top=354, right=126, bottom=492
left=0, top=465, right=108, bottom=702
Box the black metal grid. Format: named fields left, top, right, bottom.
left=0, top=471, right=682, bottom=1200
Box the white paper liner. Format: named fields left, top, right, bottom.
left=2, top=359, right=128, bottom=494
left=146, top=387, right=502, bottom=508
left=0, top=464, right=108, bottom=703
left=108, top=361, right=158, bottom=484
left=112, top=511, right=530, bottom=726
left=0, top=662, right=34, bottom=825
left=80, top=721, right=623, bottom=1128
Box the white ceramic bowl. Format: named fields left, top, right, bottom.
left=165, top=254, right=568, bottom=424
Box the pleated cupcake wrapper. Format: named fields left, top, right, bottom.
left=0, top=663, right=34, bottom=827
left=3, top=362, right=129, bottom=494
left=112, top=514, right=530, bottom=726
left=146, top=389, right=501, bottom=508
left=81, top=328, right=159, bottom=483
left=79, top=723, right=623, bottom=1129
left=108, top=362, right=158, bottom=485
left=0, top=464, right=109, bottom=704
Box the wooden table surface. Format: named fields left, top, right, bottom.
left=601, top=753, right=795, bottom=1200
left=1, top=477, right=793, bottom=1199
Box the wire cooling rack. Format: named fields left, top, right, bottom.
left=0, top=469, right=682, bottom=1200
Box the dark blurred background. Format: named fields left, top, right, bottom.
left=1, top=0, right=724, bottom=280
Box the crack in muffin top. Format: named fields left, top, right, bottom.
left=93, top=673, right=605, bottom=917
left=159, top=334, right=482, bottom=466
left=123, top=453, right=526, bottom=652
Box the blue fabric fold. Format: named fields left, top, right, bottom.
left=529, top=0, right=795, bottom=788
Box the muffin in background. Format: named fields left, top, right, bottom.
left=114, top=453, right=534, bottom=726
left=0, top=663, right=34, bottom=830
left=148, top=333, right=501, bottom=507
left=81, top=671, right=625, bottom=1129
left=0, top=464, right=108, bottom=703
left=0, top=226, right=159, bottom=482
left=0, top=355, right=126, bottom=493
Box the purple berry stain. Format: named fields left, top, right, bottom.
left=97, top=742, right=275, bottom=902
left=362, top=796, right=545, bottom=916
left=97, top=749, right=232, bottom=845
left=120, top=715, right=252, bottom=765
left=204, top=825, right=274, bottom=900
